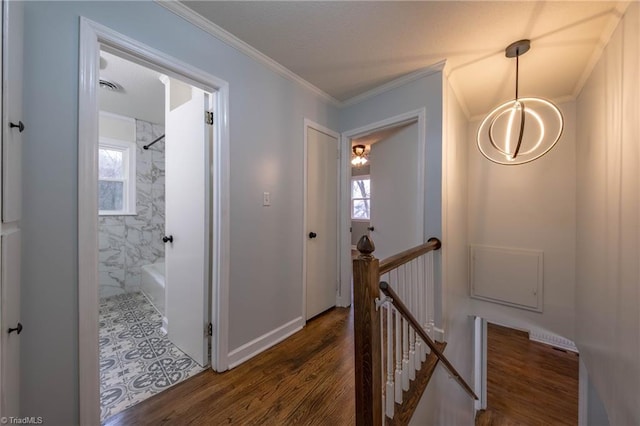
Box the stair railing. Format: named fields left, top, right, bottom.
left=353, top=235, right=477, bottom=426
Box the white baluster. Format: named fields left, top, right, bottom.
left=411, top=259, right=422, bottom=369
left=394, top=288, right=403, bottom=402
left=427, top=251, right=435, bottom=339
left=385, top=301, right=394, bottom=418
left=422, top=254, right=431, bottom=355
left=407, top=260, right=416, bottom=380
left=400, top=264, right=410, bottom=391
left=417, top=255, right=427, bottom=362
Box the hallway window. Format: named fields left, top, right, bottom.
left=98, top=138, right=136, bottom=215
left=351, top=176, right=370, bottom=220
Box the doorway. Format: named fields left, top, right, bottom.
left=303, top=120, right=340, bottom=321
left=339, top=109, right=426, bottom=306
left=78, top=19, right=230, bottom=425
left=96, top=50, right=216, bottom=421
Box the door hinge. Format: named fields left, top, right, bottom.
left=205, top=111, right=214, bottom=125
left=207, top=322, right=213, bottom=337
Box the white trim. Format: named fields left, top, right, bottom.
left=227, top=317, right=304, bottom=369
left=341, top=61, right=446, bottom=108
left=155, top=0, right=340, bottom=107
left=79, top=17, right=231, bottom=425
left=302, top=119, right=341, bottom=320
left=339, top=109, right=426, bottom=308
left=473, top=317, right=487, bottom=411
left=529, top=330, right=578, bottom=353
left=578, top=358, right=588, bottom=426
left=78, top=18, right=101, bottom=425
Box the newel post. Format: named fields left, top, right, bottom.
left=353, top=235, right=382, bottom=426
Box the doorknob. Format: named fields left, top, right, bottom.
left=308, top=232, right=317, bottom=239
left=8, top=322, right=22, bottom=335
left=162, top=235, right=173, bottom=243
left=367, top=226, right=375, bottom=231
left=9, top=121, right=24, bottom=133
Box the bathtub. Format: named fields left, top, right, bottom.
left=141, top=262, right=167, bottom=332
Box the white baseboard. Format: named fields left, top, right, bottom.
left=336, top=296, right=351, bottom=308
left=161, top=316, right=168, bottom=335
left=227, top=316, right=304, bottom=369
left=529, top=330, right=578, bottom=353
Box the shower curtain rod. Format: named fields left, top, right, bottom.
left=143, top=134, right=165, bottom=150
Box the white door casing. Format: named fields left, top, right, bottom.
left=163, top=76, right=209, bottom=367
left=78, top=19, right=231, bottom=424
left=304, top=123, right=339, bottom=320
left=368, top=121, right=420, bottom=260
left=1, top=0, right=23, bottom=418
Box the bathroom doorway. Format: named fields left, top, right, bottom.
left=96, top=50, right=213, bottom=421
left=78, top=19, right=231, bottom=425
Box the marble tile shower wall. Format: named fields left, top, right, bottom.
left=99, top=120, right=165, bottom=298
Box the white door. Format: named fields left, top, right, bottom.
left=306, top=127, right=338, bottom=320
left=163, top=77, right=209, bottom=367
left=1, top=0, right=23, bottom=417
left=369, top=122, right=421, bottom=260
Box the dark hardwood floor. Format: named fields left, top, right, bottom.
left=104, top=307, right=355, bottom=425
left=476, top=323, right=579, bottom=426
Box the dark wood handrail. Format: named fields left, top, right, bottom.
left=379, top=281, right=478, bottom=401
left=379, top=237, right=441, bottom=275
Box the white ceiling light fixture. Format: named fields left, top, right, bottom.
left=477, top=40, right=563, bottom=165
left=351, top=144, right=368, bottom=167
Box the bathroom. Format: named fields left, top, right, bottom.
left=96, top=51, right=204, bottom=422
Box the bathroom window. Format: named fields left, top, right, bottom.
left=98, top=138, right=136, bottom=215
left=351, top=176, right=370, bottom=221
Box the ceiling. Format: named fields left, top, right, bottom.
left=181, top=1, right=628, bottom=118
left=99, top=51, right=165, bottom=124
left=352, top=120, right=416, bottom=147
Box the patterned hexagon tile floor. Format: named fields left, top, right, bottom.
left=99, top=292, right=205, bottom=423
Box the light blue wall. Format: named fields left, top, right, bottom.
left=339, top=73, right=444, bottom=240
left=21, top=1, right=338, bottom=423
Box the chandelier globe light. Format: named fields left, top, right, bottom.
left=477, top=39, right=564, bottom=165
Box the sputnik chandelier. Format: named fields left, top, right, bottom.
left=477, top=40, right=564, bottom=165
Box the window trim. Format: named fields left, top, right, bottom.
left=351, top=175, right=370, bottom=222
left=98, top=137, right=136, bottom=215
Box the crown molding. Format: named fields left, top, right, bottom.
left=155, top=0, right=342, bottom=107
left=341, top=60, right=447, bottom=108
left=572, top=2, right=630, bottom=100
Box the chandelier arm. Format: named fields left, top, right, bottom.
left=512, top=102, right=526, bottom=159
left=488, top=114, right=508, bottom=155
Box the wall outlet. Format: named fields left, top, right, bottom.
left=263, top=192, right=271, bottom=206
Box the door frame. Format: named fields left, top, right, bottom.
left=78, top=18, right=230, bottom=424
left=474, top=316, right=488, bottom=411
left=302, top=119, right=341, bottom=321
left=339, top=109, right=426, bottom=307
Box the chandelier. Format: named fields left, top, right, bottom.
left=351, top=144, right=368, bottom=167
left=477, top=40, right=564, bottom=165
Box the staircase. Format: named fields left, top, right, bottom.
left=352, top=235, right=477, bottom=425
